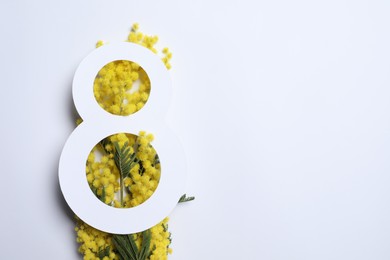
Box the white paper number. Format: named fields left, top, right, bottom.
left=59, top=42, right=186, bottom=234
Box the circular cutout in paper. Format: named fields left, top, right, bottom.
left=86, top=132, right=161, bottom=208
left=93, top=60, right=151, bottom=116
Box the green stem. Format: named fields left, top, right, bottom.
left=120, top=176, right=124, bottom=207
left=119, top=83, right=126, bottom=114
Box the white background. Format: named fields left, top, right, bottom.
left=1, top=0, right=390, bottom=259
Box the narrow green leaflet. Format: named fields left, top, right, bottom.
left=124, top=234, right=139, bottom=258
left=99, top=137, right=111, bottom=154
left=178, top=194, right=195, bottom=203
left=101, top=186, right=106, bottom=203
left=113, top=230, right=152, bottom=260
left=138, top=231, right=152, bottom=260
left=113, top=235, right=135, bottom=260
left=98, top=246, right=111, bottom=260
left=91, top=186, right=106, bottom=203
left=153, top=154, right=160, bottom=166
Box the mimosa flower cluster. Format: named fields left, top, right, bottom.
left=75, top=217, right=171, bottom=260
left=75, top=24, right=175, bottom=260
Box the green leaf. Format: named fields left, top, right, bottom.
left=126, top=234, right=139, bottom=257
left=114, top=141, right=133, bottom=179
left=153, top=154, right=160, bottom=166
left=104, top=246, right=111, bottom=257
left=98, top=246, right=111, bottom=259
left=113, top=231, right=152, bottom=260
left=91, top=186, right=98, bottom=197
left=101, top=186, right=106, bottom=203
left=138, top=161, right=145, bottom=176
left=113, top=235, right=135, bottom=260
left=138, top=230, right=152, bottom=260
left=99, top=137, right=111, bottom=154
left=178, top=194, right=195, bottom=203
left=113, top=141, right=137, bottom=206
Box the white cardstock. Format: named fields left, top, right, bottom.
left=59, top=42, right=186, bottom=234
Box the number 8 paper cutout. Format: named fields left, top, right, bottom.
left=59, top=42, right=186, bottom=234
